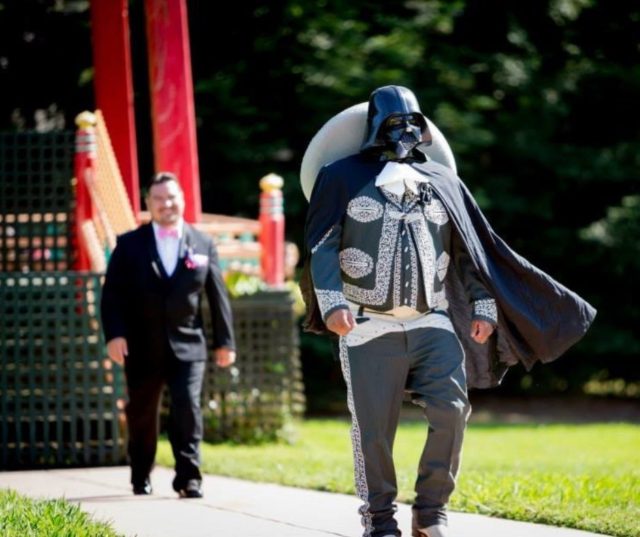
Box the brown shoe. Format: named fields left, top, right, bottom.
left=419, top=525, right=450, bottom=537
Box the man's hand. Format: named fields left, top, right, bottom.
left=470, top=320, right=495, bottom=344
left=326, top=308, right=356, bottom=336
left=106, top=337, right=128, bottom=365
left=215, top=347, right=236, bottom=368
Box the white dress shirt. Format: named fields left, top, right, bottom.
left=375, top=161, right=430, bottom=197
left=152, top=220, right=184, bottom=276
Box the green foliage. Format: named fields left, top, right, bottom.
left=282, top=279, right=306, bottom=318
left=447, top=422, right=639, bottom=537
left=204, top=401, right=298, bottom=445
left=582, top=195, right=640, bottom=269
left=571, top=195, right=640, bottom=382
left=158, top=419, right=640, bottom=537
left=1, top=0, right=638, bottom=394
left=224, top=273, right=305, bottom=318
left=224, top=271, right=266, bottom=298
left=0, top=490, right=123, bottom=537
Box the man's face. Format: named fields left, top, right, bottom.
left=146, top=180, right=185, bottom=227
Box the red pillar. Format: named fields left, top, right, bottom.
left=89, top=0, right=140, bottom=216
left=259, top=174, right=285, bottom=286
left=145, top=0, right=201, bottom=223
left=73, top=112, right=97, bottom=271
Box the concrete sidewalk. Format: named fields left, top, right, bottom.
left=0, top=466, right=609, bottom=537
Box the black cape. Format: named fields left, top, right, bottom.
left=301, top=154, right=597, bottom=389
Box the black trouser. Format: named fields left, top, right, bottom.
left=125, top=354, right=205, bottom=488
left=339, top=311, right=471, bottom=537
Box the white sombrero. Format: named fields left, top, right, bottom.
left=300, top=102, right=457, bottom=201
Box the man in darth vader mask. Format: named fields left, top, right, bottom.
left=300, top=86, right=595, bottom=537
left=362, top=85, right=433, bottom=162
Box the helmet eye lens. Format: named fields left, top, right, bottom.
left=385, top=114, right=420, bottom=131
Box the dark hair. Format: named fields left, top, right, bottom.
left=148, top=171, right=180, bottom=190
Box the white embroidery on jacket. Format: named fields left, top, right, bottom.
left=411, top=217, right=436, bottom=308
left=311, top=226, right=335, bottom=255
left=339, top=248, right=374, bottom=279
left=343, top=208, right=398, bottom=305
left=393, top=234, right=403, bottom=307
left=473, top=298, right=497, bottom=324
left=387, top=207, right=423, bottom=223
left=423, top=198, right=450, bottom=225
left=431, top=288, right=449, bottom=311
left=341, top=194, right=454, bottom=312
left=408, top=235, right=419, bottom=309
left=347, top=196, right=384, bottom=223
left=436, top=251, right=450, bottom=282
left=315, top=289, right=348, bottom=318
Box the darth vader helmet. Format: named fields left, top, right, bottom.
left=361, top=85, right=433, bottom=160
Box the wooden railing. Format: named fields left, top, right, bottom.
left=74, top=111, right=297, bottom=280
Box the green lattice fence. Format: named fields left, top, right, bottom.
left=198, top=290, right=305, bottom=443
left=0, top=132, right=76, bottom=272
left=0, top=272, right=127, bottom=469
left=0, top=130, right=305, bottom=466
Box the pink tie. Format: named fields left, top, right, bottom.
left=158, top=227, right=179, bottom=239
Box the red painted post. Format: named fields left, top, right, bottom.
left=259, top=173, right=285, bottom=286
left=144, top=0, right=201, bottom=223
left=89, top=0, right=140, bottom=216
left=74, top=112, right=97, bottom=271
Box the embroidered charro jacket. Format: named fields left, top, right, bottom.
left=301, top=153, right=597, bottom=388
left=309, top=176, right=497, bottom=326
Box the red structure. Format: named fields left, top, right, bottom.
left=145, top=0, right=202, bottom=223
left=90, top=0, right=201, bottom=222
left=86, top=0, right=284, bottom=284
left=89, top=0, right=140, bottom=216
left=259, top=174, right=285, bottom=286
left=73, top=112, right=97, bottom=271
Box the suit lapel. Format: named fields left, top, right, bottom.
left=179, top=224, right=192, bottom=261
left=168, top=223, right=193, bottom=282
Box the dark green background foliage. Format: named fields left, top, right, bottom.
left=1, top=0, right=638, bottom=405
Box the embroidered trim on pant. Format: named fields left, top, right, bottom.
left=339, top=337, right=373, bottom=536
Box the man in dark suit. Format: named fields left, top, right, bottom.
left=101, top=172, right=235, bottom=498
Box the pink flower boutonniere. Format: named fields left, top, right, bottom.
left=185, top=246, right=209, bottom=270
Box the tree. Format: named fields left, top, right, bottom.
left=2, top=0, right=638, bottom=400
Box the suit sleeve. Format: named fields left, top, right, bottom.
left=451, top=230, right=498, bottom=326
left=204, top=238, right=236, bottom=350
left=305, top=167, right=349, bottom=321
left=100, top=237, right=129, bottom=342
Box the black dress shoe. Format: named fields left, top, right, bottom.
left=132, top=479, right=152, bottom=495
left=177, top=479, right=203, bottom=498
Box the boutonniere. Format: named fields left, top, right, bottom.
left=184, top=246, right=209, bottom=269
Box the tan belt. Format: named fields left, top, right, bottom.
left=348, top=301, right=427, bottom=322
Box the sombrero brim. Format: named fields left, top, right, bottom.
left=300, top=102, right=457, bottom=201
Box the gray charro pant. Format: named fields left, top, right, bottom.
left=339, top=309, right=471, bottom=537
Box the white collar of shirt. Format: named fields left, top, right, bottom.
left=152, top=220, right=184, bottom=276
left=152, top=220, right=184, bottom=240
left=374, top=161, right=429, bottom=197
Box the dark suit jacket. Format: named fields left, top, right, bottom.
left=101, top=223, right=235, bottom=373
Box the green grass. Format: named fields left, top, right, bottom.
left=0, top=489, right=123, bottom=537
left=158, top=418, right=640, bottom=537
